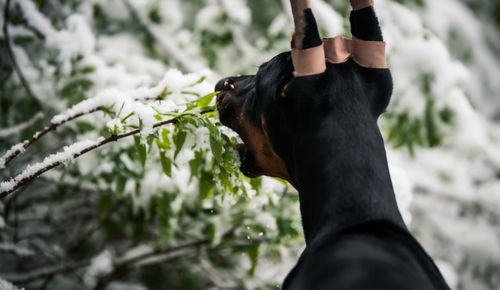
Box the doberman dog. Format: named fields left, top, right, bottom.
left=216, top=0, right=452, bottom=289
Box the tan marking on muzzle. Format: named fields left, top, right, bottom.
left=236, top=113, right=294, bottom=186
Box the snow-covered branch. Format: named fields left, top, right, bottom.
left=0, top=115, right=182, bottom=199
left=0, top=74, right=170, bottom=168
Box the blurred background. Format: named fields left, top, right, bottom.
left=0, top=0, right=500, bottom=289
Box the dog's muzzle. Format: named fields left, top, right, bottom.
left=215, top=77, right=262, bottom=178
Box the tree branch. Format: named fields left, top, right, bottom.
left=92, top=225, right=240, bottom=290
left=0, top=110, right=213, bottom=199
left=0, top=107, right=103, bottom=168
left=2, top=225, right=237, bottom=284
left=3, top=0, right=43, bottom=110
left=0, top=258, right=92, bottom=284
left=0, top=91, right=167, bottom=168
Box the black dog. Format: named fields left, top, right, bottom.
left=216, top=0, right=451, bottom=289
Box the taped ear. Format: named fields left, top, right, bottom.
left=289, top=0, right=326, bottom=76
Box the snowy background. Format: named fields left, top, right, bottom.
left=0, top=0, right=499, bottom=289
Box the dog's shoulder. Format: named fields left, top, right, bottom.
left=282, top=221, right=450, bottom=290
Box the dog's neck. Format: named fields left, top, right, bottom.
left=287, top=117, right=406, bottom=245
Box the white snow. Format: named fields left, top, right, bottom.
left=0, top=278, right=24, bottom=290
left=14, top=0, right=56, bottom=36
left=84, top=250, right=114, bottom=287
left=0, top=143, right=27, bottom=169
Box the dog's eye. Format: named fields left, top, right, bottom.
left=224, top=80, right=235, bottom=90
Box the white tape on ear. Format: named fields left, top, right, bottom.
left=351, top=37, right=387, bottom=68
left=323, top=36, right=387, bottom=69
left=292, top=44, right=327, bottom=76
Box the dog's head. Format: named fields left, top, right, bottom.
left=216, top=52, right=296, bottom=183
left=216, top=50, right=392, bottom=187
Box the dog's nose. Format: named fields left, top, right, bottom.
left=215, top=78, right=235, bottom=92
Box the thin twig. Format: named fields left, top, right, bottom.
left=1, top=94, right=165, bottom=167
left=2, top=225, right=235, bottom=284
left=3, top=0, right=42, bottom=109
left=1, top=107, right=103, bottom=167
left=0, top=258, right=92, bottom=283
left=0, top=110, right=213, bottom=199
left=92, top=225, right=239, bottom=290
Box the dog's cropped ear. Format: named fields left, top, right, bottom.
left=289, top=0, right=326, bottom=76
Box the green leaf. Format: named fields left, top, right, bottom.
left=155, top=128, right=172, bottom=150
left=196, top=91, right=219, bottom=109
left=246, top=243, right=260, bottom=276
left=59, top=78, right=94, bottom=106
left=116, top=174, right=127, bottom=194
left=206, top=121, right=223, bottom=165
left=250, top=177, right=262, bottom=191
left=81, top=66, right=95, bottom=74
left=159, top=151, right=172, bottom=177
left=173, top=127, right=187, bottom=160
left=147, top=135, right=156, bottom=153
left=199, top=170, right=214, bottom=200
left=205, top=223, right=216, bottom=245
left=121, top=112, right=134, bottom=123
left=439, top=107, right=454, bottom=124
left=189, top=150, right=204, bottom=177
left=187, top=76, right=206, bottom=87
left=277, top=217, right=300, bottom=238
left=221, top=135, right=239, bottom=173
left=101, top=105, right=116, bottom=118
left=148, top=1, right=162, bottom=24
left=134, top=136, right=147, bottom=168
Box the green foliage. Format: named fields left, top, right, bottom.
left=58, top=78, right=94, bottom=106
left=384, top=73, right=454, bottom=155
left=148, top=1, right=163, bottom=24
